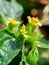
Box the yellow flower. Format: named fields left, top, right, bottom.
left=8, top=18, right=20, bottom=25
left=20, top=24, right=28, bottom=38
left=27, top=16, right=42, bottom=26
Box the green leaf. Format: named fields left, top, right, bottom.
left=26, top=48, right=39, bottom=65
left=0, top=30, right=20, bottom=65
left=37, top=39, right=49, bottom=48
left=0, top=0, right=23, bottom=25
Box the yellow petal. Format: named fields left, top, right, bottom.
left=27, top=16, right=42, bottom=27
left=27, top=16, right=32, bottom=23
left=8, top=18, right=20, bottom=25
left=20, top=24, right=28, bottom=38
left=37, top=22, right=42, bottom=26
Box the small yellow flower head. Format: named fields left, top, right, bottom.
left=27, top=16, right=42, bottom=27
left=20, top=24, right=28, bottom=38
left=8, top=18, right=20, bottom=25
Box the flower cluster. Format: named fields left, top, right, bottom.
left=20, top=24, right=28, bottom=38
left=8, top=16, right=42, bottom=38
left=27, top=16, right=42, bottom=27
left=8, top=18, right=20, bottom=25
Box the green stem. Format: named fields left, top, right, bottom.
left=19, top=39, right=26, bottom=65
left=22, top=45, right=25, bottom=60
left=19, top=38, right=30, bottom=65
left=22, top=39, right=25, bottom=61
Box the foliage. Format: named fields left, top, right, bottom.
left=0, top=0, right=23, bottom=25
left=0, top=15, right=49, bottom=65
